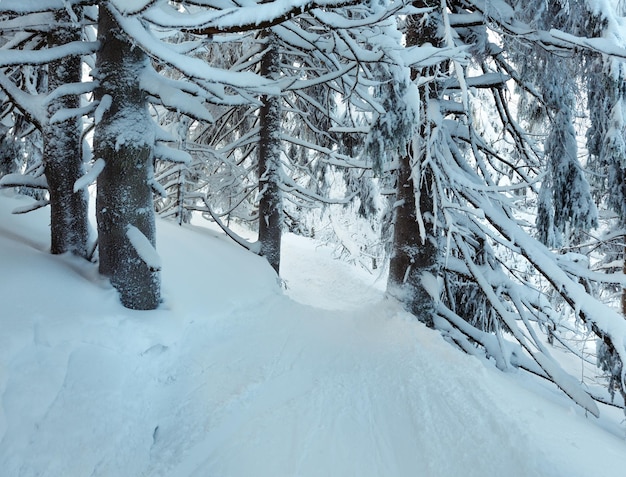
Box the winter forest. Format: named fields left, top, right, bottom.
left=1, top=0, right=626, bottom=474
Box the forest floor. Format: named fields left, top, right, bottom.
left=1, top=190, right=625, bottom=477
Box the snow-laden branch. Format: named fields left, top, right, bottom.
left=45, top=81, right=96, bottom=106
left=0, top=71, right=46, bottom=127
left=11, top=199, right=50, bottom=214
left=0, top=0, right=85, bottom=14
left=143, top=0, right=366, bottom=35
left=154, top=144, right=193, bottom=164
left=549, top=29, right=626, bottom=61
left=140, top=68, right=214, bottom=122
left=126, top=224, right=162, bottom=272
left=284, top=64, right=357, bottom=91
left=201, top=197, right=260, bottom=254
left=111, top=0, right=159, bottom=15
left=74, top=158, right=105, bottom=192
left=278, top=168, right=357, bottom=205
left=0, top=173, right=48, bottom=189
left=450, top=233, right=600, bottom=417
left=110, top=9, right=279, bottom=94
left=402, top=44, right=467, bottom=68
left=279, top=132, right=372, bottom=169
left=459, top=186, right=626, bottom=393
left=0, top=41, right=98, bottom=67
left=50, top=103, right=97, bottom=124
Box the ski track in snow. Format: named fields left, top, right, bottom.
left=0, top=193, right=625, bottom=477
left=143, top=301, right=546, bottom=477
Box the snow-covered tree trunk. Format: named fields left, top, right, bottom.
left=584, top=4, right=626, bottom=317
left=43, top=9, right=89, bottom=257
left=257, top=31, right=283, bottom=274
left=623, top=249, right=626, bottom=317
left=387, top=4, right=441, bottom=327
left=93, top=5, right=160, bottom=310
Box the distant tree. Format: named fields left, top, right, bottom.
left=162, top=2, right=410, bottom=275
left=257, top=30, right=283, bottom=273
left=0, top=5, right=93, bottom=255
left=508, top=0, right=597, bottom=247
left=584, top=2, right=626, bottom=307
left=45, top=7, right=89, bottom=257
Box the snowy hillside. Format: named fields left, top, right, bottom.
left=1, top=190, right=625, bottom=477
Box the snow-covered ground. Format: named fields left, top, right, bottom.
left=1, top=190, right=625, bottom=477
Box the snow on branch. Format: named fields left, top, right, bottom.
left=0, top=71, right=46, bottom=128
left=0, top=41, right=98, bottom=67
left=143, top=0, right=364, bottom=36
left=111, top=0, right=159, bottom=15
left=11, top=199, right=49, bottom=214
left=154, top=144, right=192, bottom=164
left=45, top=81, right=96, bottom=106
left=280, top=132, right=372, bottom=169
left=74, top=158, right=105, bottom=193
left=0, top=173, right=48, bottom=189
left=549, top=29, right=626, bottom=61
left=111, top=9, right=279, bottom=94
left=140, top=69, right=214, bottom=122
left=0, top=0, right=83, bottom=14
left=126, top=224, right=162, bottom=272
left=201, top=197, right=260, bottom=254
left=459, top=187, right=626, bottom=401
left=309, top=5, right=401, bottom=30
left=278, top=169, right=357, bottom=205
left=284, top=64, right=357, bottom=91
left=403, top=45, right=467, bottom=68
left=444, top=72, right=510, bottom=91
left=94, top=95, right=112, bottom=125
left=50, top=103, right=97, bottom=124
left=453, top=234, right=600, bottom=417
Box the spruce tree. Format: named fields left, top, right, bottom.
left=93, top=5, right=160, bottom=310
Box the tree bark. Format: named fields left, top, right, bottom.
left=387, top=1, right=442, bottom=326
left=44, top=9, right=89, bottom=257
left=93, top=5, right=160, bottom=310
left=622, top=244, right=626, bottom=318
left=258, top=31, right=283, bottom=274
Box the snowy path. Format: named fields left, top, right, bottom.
left=139, top=299, right=546, bottom=477
left=1, top=193, right=625, bottom=477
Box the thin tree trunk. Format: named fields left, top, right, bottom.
left=622, top=244, right=625, bottom=317
left=93, top=5, right=160, bottom=310
left=258, top=30, right=282, bottom=274
left=44, top=9, right=89, bottom=257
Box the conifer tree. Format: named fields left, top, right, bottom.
left=44, top=8, right=89, bottom=257
left=386, top=2, right=442, bottom=327
left=257, top=30, right=283, bottom=273
left=93, top=4, right=160, bottom=310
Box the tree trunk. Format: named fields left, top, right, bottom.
left=257, top=31, right=282, bottom=274
left=623, top=244, right=626, bottom=317
left=93, top=5, right=160, bottom=310
left=44, top=9, right=89, bottom=257
left=387, top=2, right=441, bottom=326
